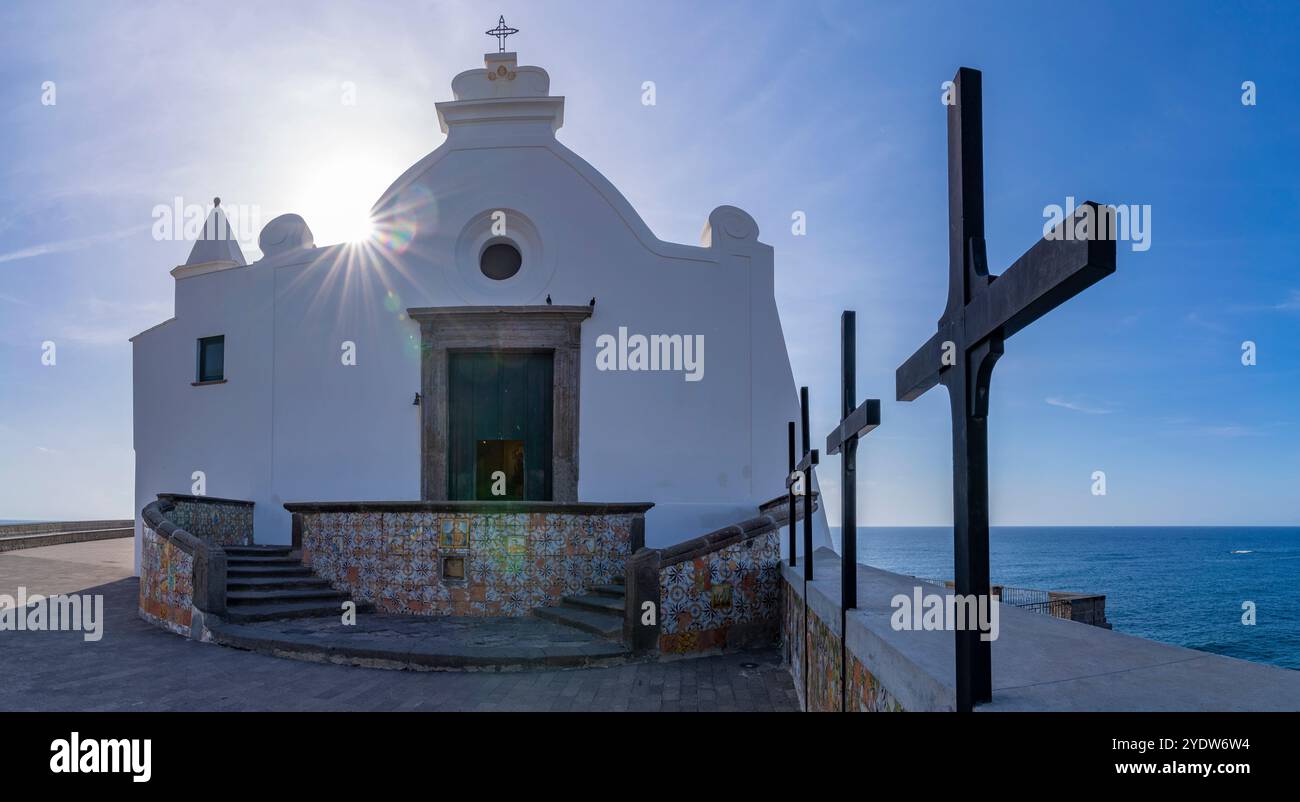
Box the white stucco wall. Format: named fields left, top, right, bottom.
left=131, top=52, right=830, bottom=572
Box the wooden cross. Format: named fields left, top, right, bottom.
left=786, top=386, right=819, bottom=580
left=824, top=311, right=880, bottom=611
left=895, top=67, right=1117, bottom=712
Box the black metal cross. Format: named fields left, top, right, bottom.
left=895, top=67, right=1117, bottom=712
left=485, top=15, right=519, bottom=52
left=825, top=311, right=880, bottom=612
left=787, top=421, right=797, bottom=567
left=786, top=387, right=818, bottom=580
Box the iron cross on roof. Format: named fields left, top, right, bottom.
left=895, top=67, right=1117, bottom=713
left=486, top=15, right=518, bottom=52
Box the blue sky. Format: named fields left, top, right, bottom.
left=1, top=0, right=1297, bottom=525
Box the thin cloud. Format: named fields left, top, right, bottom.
left=0, top=225, right=149, bottom=266
left=1274, top=290, right=1300, bottom=311
left=1045, top=397, right=1113, bottom=415
left=1228, top=289, right=1300, bottom=313
left=1195, top=425, right=1262, bottom=438
left=55, top=297, right=172, bottom=347
left=1184, top=312, right=1230, bottom=334
left=1160, top=420, right=1270, bottom=439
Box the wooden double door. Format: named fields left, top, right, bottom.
left=447, top=351, right=554, bottom=501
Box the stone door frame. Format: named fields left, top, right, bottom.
left=408, top=305, right=592, bottom=502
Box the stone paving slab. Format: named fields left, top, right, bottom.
left=213, top=610, right=631, bottom=669
left=0, top=538, right=135, bottom=596
left=0, top=538, right=798, bottom=712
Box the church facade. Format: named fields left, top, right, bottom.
left=131, top=49, right=828, bottom=575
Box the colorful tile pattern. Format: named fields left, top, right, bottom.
left=846, top=651, right=905, bottom=712
left=138, top=525, right=193, bottom=637
left=783, top=575, right=806, bottom=709
left=298, top=510, right=636, bottom=616
left=781, top=569, right=906, bottom=712
left=657, top=531, right=781, bottom=654
left=164, top=500, right=253, bottom=546
left=805, top=606, right=843, bottom=712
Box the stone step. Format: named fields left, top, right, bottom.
left=589, top=583, right=626, bottom=598
left=223, top=600, right=361, bottom=623
left=226, top=575, right=334, bottom=591
left=533, top=604, right=623, bottom=639
left=226, top=555, right=301, bottom=566
left=227, top=564, right=315, bottom=577
left=227, top=588, right=348, bottom=605
left=562, top=593, right=624, bottom=614
left=223, top=545, right=291, bottom=556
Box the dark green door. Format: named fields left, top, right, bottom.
left=447, top=352, right=554, bottom=501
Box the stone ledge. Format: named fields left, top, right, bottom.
left=783, top=547, right=1300, bottom=712
left=0, top=519, right=132, bottom=537
left=0, top=526, right=133, bottom=553
left=283, top=499, right=654, bottom=515
left=658, top=492, right=819, bottom=569
left=157, top=492, right=254, bottom=507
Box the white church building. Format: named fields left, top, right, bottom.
left=131, top=45, right=829, bottom=576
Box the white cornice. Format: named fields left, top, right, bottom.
left=435, top=96, right=565, bottom=134
left=170, top=260, right=244, bottom=280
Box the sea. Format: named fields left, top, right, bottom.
left=832, top=526, right=1300, bottom=670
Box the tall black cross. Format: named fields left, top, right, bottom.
left=895, top=67, right=1117, bottom=712
left=786, top=386, right=819, bottom=580
left=787, top=421, right=797, bottom=567
left=824, top=311, right=880, bottom=612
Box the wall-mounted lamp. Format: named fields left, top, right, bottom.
left=412, top=392, right=422, bottom=406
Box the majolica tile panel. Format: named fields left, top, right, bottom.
left=299, top=510, right=634, bottom=616
left=138, top=525, right=193, bottom=636
left=805, top=605, right=843, bottom=712
left=164, top=500, right=253, bottom=546
left=846, top=650, right=906, bottom=712
left=782, top=573, right=806, bottom=708
left=656, top=531, right=782, bottom=655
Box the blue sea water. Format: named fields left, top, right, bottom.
left=830, top=527, right=1300, bottom=670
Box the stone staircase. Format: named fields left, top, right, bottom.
left=532, top=577, right=626, bottom=640
left=224, top=545, right=368, bottom=623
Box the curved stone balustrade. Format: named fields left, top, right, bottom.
left=139, top=494, right=252, bottom=638
left=625, top=493, right=818, bottom=656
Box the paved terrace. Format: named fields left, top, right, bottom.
left=0, top=540, right=797, bottom=712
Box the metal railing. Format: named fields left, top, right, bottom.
left=916, top=577, right=1106, bottom=625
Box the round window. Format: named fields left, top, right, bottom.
left=479, top=242, right=522, bottom=280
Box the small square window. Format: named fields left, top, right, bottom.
left=442, top=556, right=466, bottom=581
left=197, top=335, right=225, bottom=382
